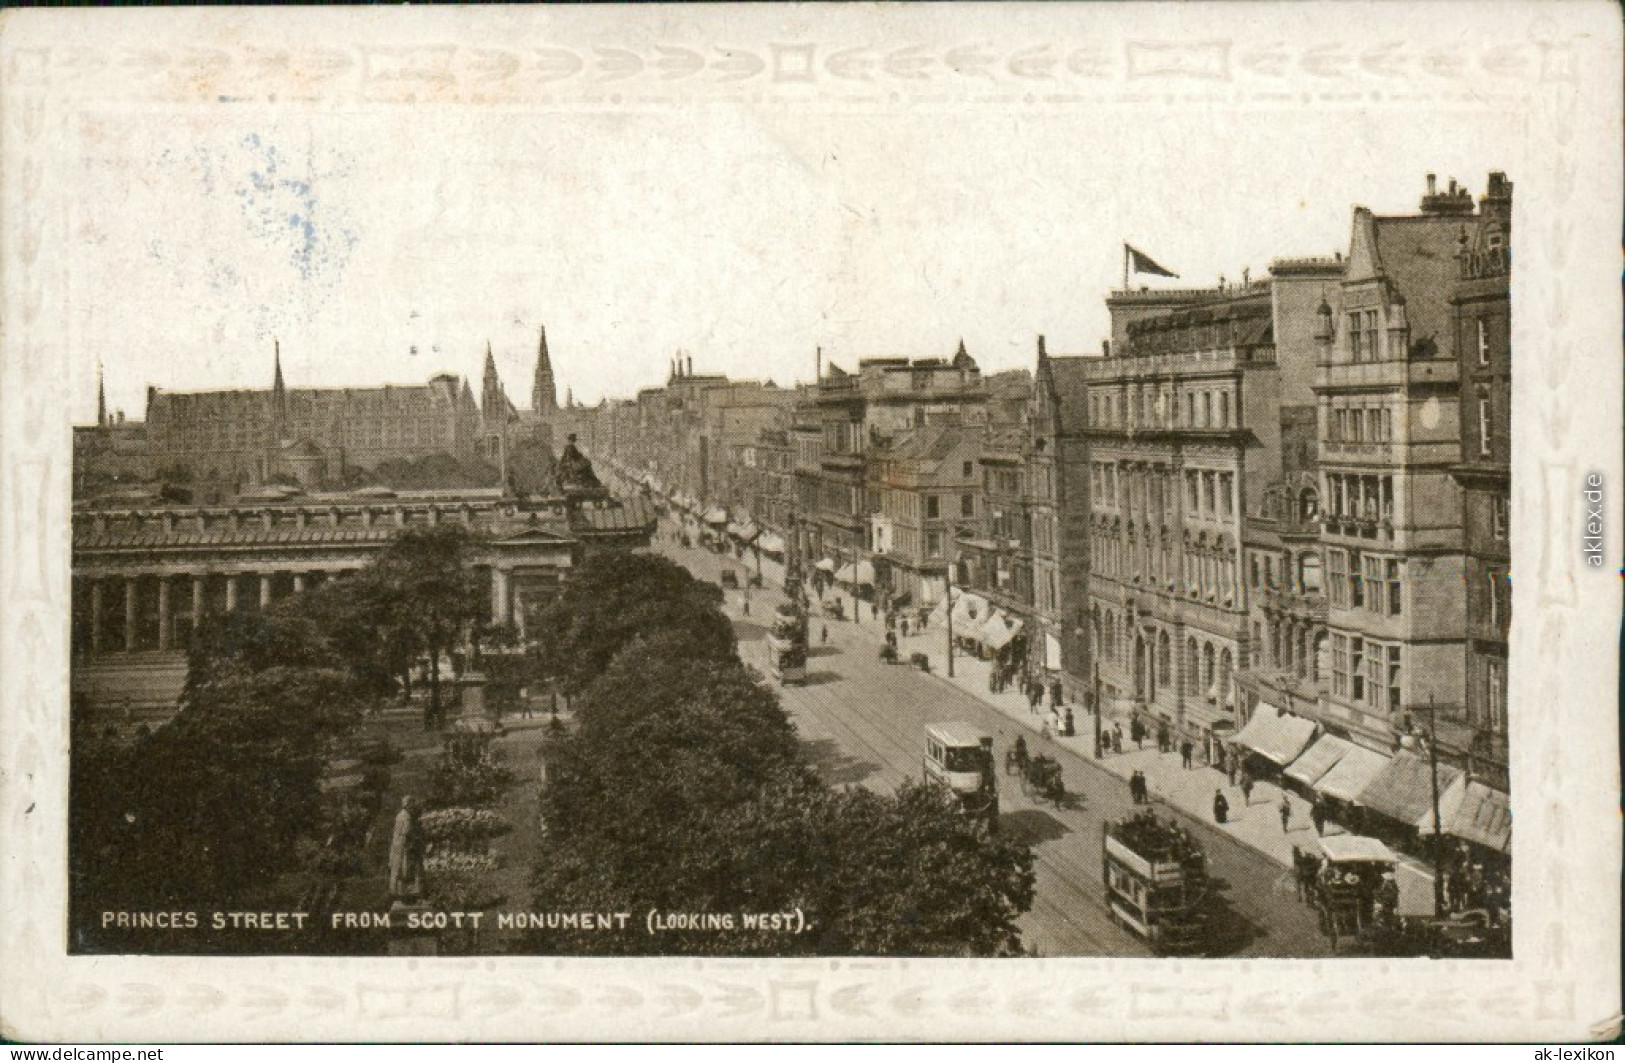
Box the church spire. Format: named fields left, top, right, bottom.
left=271, top=338, right=287, bottom=441
left=481, top=340, right=507, bottom=422
left=96, top=358, right=107, bottom=429
left=531, top=325, right=556, bottom=412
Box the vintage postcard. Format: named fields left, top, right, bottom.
left=1, top=1, right=1620, bottom=1044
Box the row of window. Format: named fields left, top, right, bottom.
left=1329, top=406, right=1394, bottom=444
left=1091, top=463, right=1237, bottom=522
left=1091, top=528, right=1240, bottom=603
left=1248, top=551, right=1324, bottom=596
left=1329, top=633, right=1403, bottom=714
left=1322, top=473, right=1395, bottom=523
left=1327, top=548, right=1403, bottom=615
left=1088, top=386, right=1235, bottom=431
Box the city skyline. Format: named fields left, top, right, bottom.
left=72, top=104, right=1515, bottom=423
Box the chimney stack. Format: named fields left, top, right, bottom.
left=1426, top=173, right=1437, bottom=196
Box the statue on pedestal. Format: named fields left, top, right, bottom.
left=554, top=433, right=604, bottom=496
left=388, top=795, right=424, bottom=902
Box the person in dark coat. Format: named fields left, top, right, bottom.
left=1212, top=789, right=1229, bottom=824
left=1157, top=721, right=1170, bottom=753
left=1240, top=769, right=1255, bottom=806
left=1180, top=738, right=1194, bottom=769
left=1049, top=680, right=1063, bottom=709
left=1310, top=796, right=1328, bottom=836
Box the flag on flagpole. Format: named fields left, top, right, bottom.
left=1125, top=243, right=1179, bottom=279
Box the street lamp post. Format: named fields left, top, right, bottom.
left=945, top=557, right=956, bottom=678
left=1092, top=662, right=1104, bottom=759
left=1422, top=694, right=1446, bottom=919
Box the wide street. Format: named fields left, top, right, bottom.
left=655, top=530, right=1335, bottom=958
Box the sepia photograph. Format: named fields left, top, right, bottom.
left=3, top=1, right=1620, bottom=1044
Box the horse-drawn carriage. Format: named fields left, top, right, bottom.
left=1003, top=739, right=1067, bottom=807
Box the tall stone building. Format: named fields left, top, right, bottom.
left=86, top=327, right=568, bottom=498
left=1086, top=256, right=1342, bottom=758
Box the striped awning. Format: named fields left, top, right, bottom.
left=1417, top=776, right=1510, bottom=852
left=1231, top=705, right=1317, bottom=765
left=1357, top=751, right=1462, bottom=826
left=1313, top=744, right=1392, bottom=803
left=1284, top=734, right=1354, bottom=788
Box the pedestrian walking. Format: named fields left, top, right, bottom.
left=1028, top=683, right=1043, bottom=715
left=820, top=623, right=829, bottom=646
left=519, top=686, right=534, bottom=719
left=1310, top=796, right=1327, bottom=836
left=1226, top=749, right=1238, bottom=786
left=901, top=617, right=910, bottom=638
left=1279, top=792, right=1292, bottom=833
left=1212, top=789, right=1229, bottom=824
left=1128, top=771, right=1140, bottom=804
left=1130, top=717, right=1145, bottom=749
left=1112, top=723, right=1124, bottom=754
left=1240, top=769, right=1254, bottom=806
left=1180, top=738, right=1194, bottom=770
left=1157, top=721, right=1170, bottom=753
left=1049, top=680, right=1063, bottom=709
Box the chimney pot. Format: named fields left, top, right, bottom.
left=1426, top=173, right=1437, bottom=195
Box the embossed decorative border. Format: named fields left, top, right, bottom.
left=1, top=3, right=1620, bottom=1044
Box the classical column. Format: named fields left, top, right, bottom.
left=123, top=577, right=138, bottom=652
left=491, top=566, right=511, bottom=624
left=225, top=575, right=239, bottom=613
left=192, top=576, right=205, bottom=627
left=260, top=573, right=272, bottom=608
left=157, top=577, right=173, bottom=651
left=293, top=573, right=306, bottom=594
left=90, top=580, right=105, bottom=654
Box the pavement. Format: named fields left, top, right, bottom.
left=692, top=542, right=1438, bottom=920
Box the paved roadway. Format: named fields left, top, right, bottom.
left=657, top=533, right=1333, bottom=958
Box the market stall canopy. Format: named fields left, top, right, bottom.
left=1284, top=734, right=1354, bottom=788
left=703, top=507, right=729, bottom=526
left=736, top=521, right=760, bottom=542
left=1318, top=834, right=1398, bottom=865
left=1357, top=750, right=1462, bottom=826
left=980, top=611, right=1023, bottom=650
left=815, top=557, right=837, bottom=572
left=951, top=591, right=987, bottom=628
left=1313, top=744, right=1392, bottom=803
left=1231, top=705, right=1318, bottom=765
left=757, top=533, right=786, bottom=555
left=725, top=523, right=744, bottom=538
left=1417, top=776, right=1511, bottom=853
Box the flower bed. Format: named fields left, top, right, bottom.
left=420, top=807, right=511, bottom=844
left=423, top=850, right=501, bottom=875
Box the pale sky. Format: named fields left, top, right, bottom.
left=67, top=26, right=1522, bottom=422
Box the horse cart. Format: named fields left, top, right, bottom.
left=1103, top=812, right=1211, bottom=954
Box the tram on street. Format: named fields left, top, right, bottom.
left=1102, top=811, right=1211, bottom=954
left=923, top=722, right=999, bottom=830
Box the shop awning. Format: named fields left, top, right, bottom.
left=703, top=507, right=728, bottom=526
left=1231, top=706, right=1318, bottom=765
left=842, top=560, right=876, bottom=586
left=980, top=613, right=1023, bottom=651
left=725, top=522, right=744, bottom=537
left=1418, top=777, right=1511, bottom=853
left=1313, top=744, right=1392, bottom=803
left=1318, top=834, right=1398, bottom=865
left=736, top=521, right=760, bottom=542
left=951, top=591, right=986, bottom=628
left=758, top=533, right=785, bottom=555
left=1045, top=632, right=1062, bottom=670
left=1284, top=734, right=1354, bottom=788
left=814, top=557, right=836, bottom=573
left=1356, top=751, right=1462, bottom=826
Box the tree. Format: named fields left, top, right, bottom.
left=526, top=628, right=1037, bottom=957
left=529, top=552, right=735, bottom=695
left=370, top=524, right=487, bottom=728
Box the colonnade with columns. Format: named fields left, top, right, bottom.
left=74, top=560, right=538, bottom=655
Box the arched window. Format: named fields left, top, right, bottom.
left=1157, top=630, right=1172, bottom=687
left=1219, top=648, right=1234, bottom=704
left=1185, top=636, right=1199, bottom=695
left=1203, top=642, right=1217, bottom=698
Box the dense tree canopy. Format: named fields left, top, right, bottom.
left=526, top=552, right=1036, bottom=957
left=528, top=552, right=736, bottom=694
